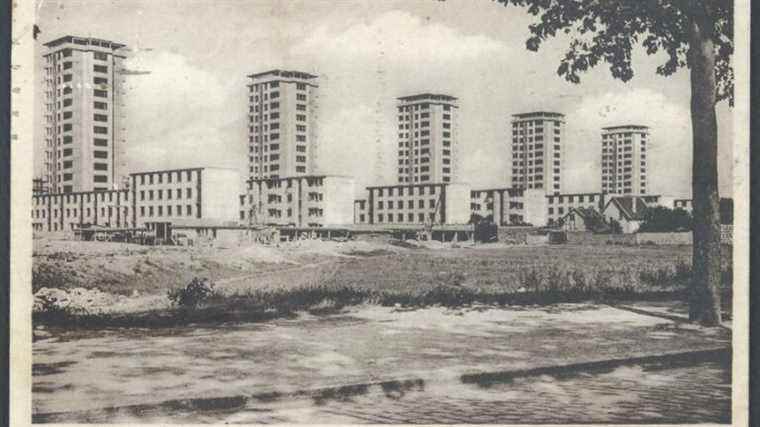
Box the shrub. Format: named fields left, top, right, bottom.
left=168, top=277, right=216, bottom=309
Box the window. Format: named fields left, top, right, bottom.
left=93, top=65, right=108, bottom=73
left=94, top=114, right=108, bottom=122
left=186, top=188, right=192, bottom=198
left=186, top=205, right=192, bottom=215
left=63, top=160, right=73, bottom=169
left=93, top=150, right=108, bottom=159
left=94, top=126, right=108, bottom=134
left=93, top=175, right=108, bottom=183
left=63, top=74, right=73, bottom=82
left=94, top=163, right=108, bottom=171
left=94, top=89, right=108, bottom=98
left=93, top=77, right=108, bottom=85
left=94, top=138, right=108, bottom=146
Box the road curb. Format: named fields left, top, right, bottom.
left=33, top=346, right=731, bottom=422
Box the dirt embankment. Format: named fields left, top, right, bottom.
left=32, top=237, right=408, bottom=315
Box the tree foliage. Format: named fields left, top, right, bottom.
left=494, top=0, right=734, bottom=105
left=639, top=206, right=693, bottom=232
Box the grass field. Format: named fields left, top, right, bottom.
left=32, top=238, right=733, bottom=328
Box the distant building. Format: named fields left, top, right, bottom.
left=354, top=182, right=471, bottom=225
left=32, top=189, right=131, bottom=232
left=240, top=175, right=355, bottom=227
left=33, top=178, right=49, bottom=195
left=601, top=125, right=649, bottom=195
left=246, top=70, right=319, bottom=180
left=32, top=166, right=241, bottom=233
left=510, top=112, right=564, bottom=194
left=396, top=94, right=458, bottom=184
left=546, top=192, right=608, bottom=226
left=470, top=187, right=541, bottom=226
left=42, top=36, right=128, bottom=193
left=130, top=167, right=240, bottom=228
left=601, top=195, right=652, bottom=233
left=558, top=207, right=607, bottom=232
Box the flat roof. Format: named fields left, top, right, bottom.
left=546, top=192, right=606, bottom=198
left=366, top=181, right=468, bottom=190
left=397, top=93, right=458, bottom=102
left=44, top=35, right=126, bottom=50
left=471, top=187, right=521, bottom=194
left=247, top=174, right=354, bottom=183
left=129, top=166, right=239, bottom=176
left=602, top=124, right=650, bottom=131
left=512, top=111, right=565, bottom=119
left=247, top=69, right=318, bottom=80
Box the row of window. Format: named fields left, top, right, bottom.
left=33, top=205, right=128, bottom=220
left=137, top=170, right=196, bottom=185
left=139, top=204, right=194, bottom=217
left=139, top=188, right=193, bottom=201
left=376, top=199, right=438, bottom=210
left=375, top=213, right=436, bottom=223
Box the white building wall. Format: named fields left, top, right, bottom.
left=201, top=168, right=242, bottom=223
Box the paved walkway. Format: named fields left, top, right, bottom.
left=33, top=302, right=732, bottom=423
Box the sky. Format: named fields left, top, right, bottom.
left=34, top=0, right=735, bottom=198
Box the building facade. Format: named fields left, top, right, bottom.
left=355, top=182, right=471, bottom=225
left=601, top=125, right=649, bottom=195
left=42, top=36, right=127, bottom=193
left=396, top=94, right=458, bottom=184
left=511, top=112, right=564, bottom=194
left=546, top=192, right=607, bottom=226
left=33, top=167, right=241, bottom=233
left=247, top=70, right=319, bottom=180
left=130, top=167, right=240, bottom=228
left=470, top=187, right=529, bottom=225
left=32, top=189, right=132, bottom=232
left=240, top=175, right=355, bottom=227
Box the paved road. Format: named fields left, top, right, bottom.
left=33, top=303, right=732, bottom=424
left=36, top=354, right=731, bottom=424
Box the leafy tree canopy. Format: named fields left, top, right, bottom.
left=639, top=206, right=693, bottom=232
left=494, top=0, right=734, bottom=104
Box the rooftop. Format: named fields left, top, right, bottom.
left=602, top=124, right=650, bottom=131
left=247, top=69, right=318, bottom=80
left=397, top=93, right=458, bottom=103
left=512, top=111, right=565, bottom=120
left=43, top=35, right=126, bottom=50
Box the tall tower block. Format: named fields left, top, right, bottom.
left=247, top=70, right=319, bottom=180
left=601, top=125, right=649, bottom=195
left=510, top=111, right=564, bottom=195
left=396, top=93, right=458, bottom=184
left=42, top=36, right=127, bottom=193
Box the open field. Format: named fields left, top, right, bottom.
left=32, top=237, right=732, bottom=327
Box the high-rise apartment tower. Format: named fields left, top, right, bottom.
left=510, top=111, right=564, bottom=194
left=601, top=125, right=649, bottom=195
left=42, top=36, right=127, bottom=193
left=396, top=93, right=458, bottom=184
left=247, top=70, right=319, bottom=180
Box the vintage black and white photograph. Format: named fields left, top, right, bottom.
left=11, top=0, right=749, bottom=424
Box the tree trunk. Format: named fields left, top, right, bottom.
left=687, top=12, right=722, bottom=326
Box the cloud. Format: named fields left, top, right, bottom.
left=120, top=51, right=246, bottom=175
left=563, top=88, right=692, bottom=196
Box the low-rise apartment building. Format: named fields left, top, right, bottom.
left=240, top=175, right=355, bottom=227
left=354, top=182, right=470, bottom=225
left=33, top=166, right=241, bottom=233
left=546, top=192, right=608, bottom=226
left=32, top=189, right=131, bottom=232
left=130, top=167, right=240, bottom=228
left=471, top=187, right=522, bottom=225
